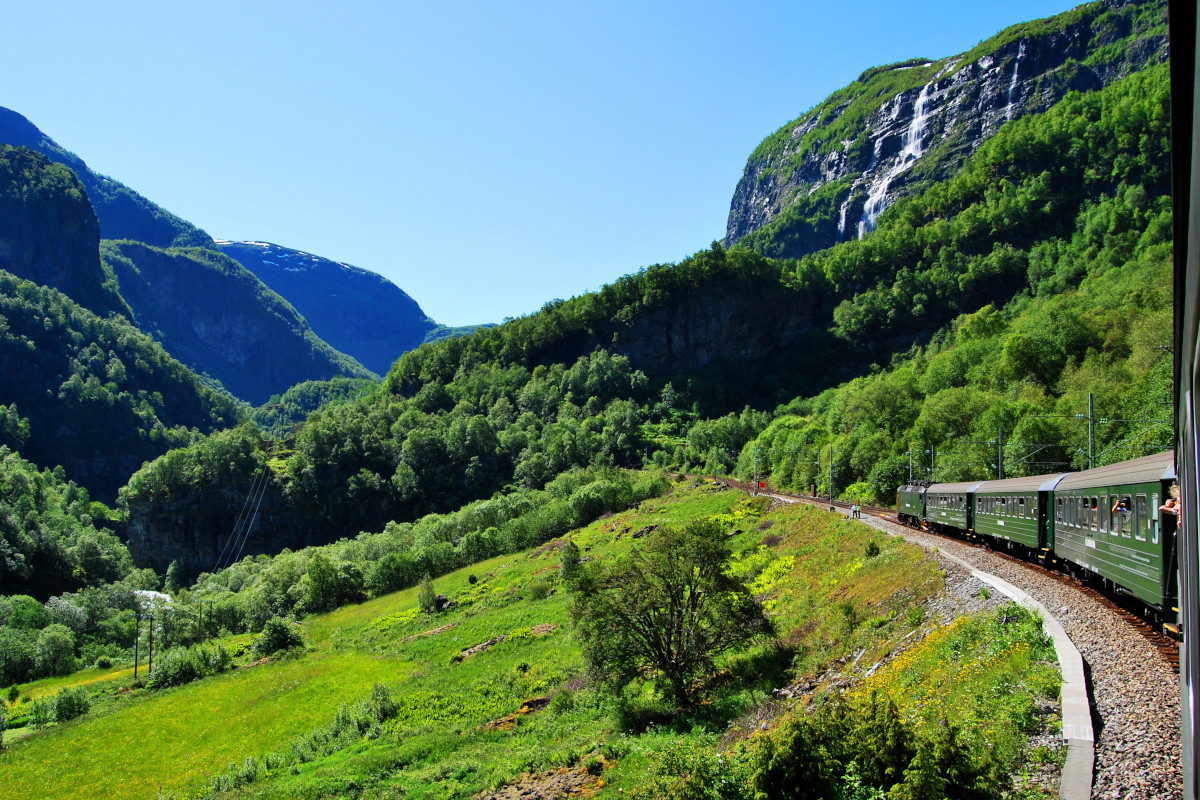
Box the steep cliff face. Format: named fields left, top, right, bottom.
left=0, top=146, right=125, bottom=317
left=217, top=240, right=438, bottom=376
left=727, top=0, right=1167, bottom=258
left=125, top=479, right=294, bottom=575
left=102, top=241, right=374, bottom=404
left=0, top=107, right=213, bottom=249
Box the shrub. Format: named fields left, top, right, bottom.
left=865, top=539, right=881, bottom=558
left=527, top=580, right=551, bottom=600
left=0, top=701, right=5, bottom=749
left=94, top=655, right=113, bottom=669
left=252, top=618, right=304, bottom=658
left=549, top=689, right=575, bottom=714
left=6, top=686, right=18, bottom=704
left=417, top=575, right=437, bottom=613
left=52, top=686, right=90, bottom=722
left=28, top=696, right=52, bottom=729
left=149, top=647, right=200, bottom=689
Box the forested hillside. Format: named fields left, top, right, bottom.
left=0, top=271, right=243, bottom=500
left=119, top=58, right=1173, bottom=569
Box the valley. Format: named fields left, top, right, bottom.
left=0, top=0, right=1183, bottom=797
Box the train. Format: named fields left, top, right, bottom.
left=895, top=450, right=1179, bottom=629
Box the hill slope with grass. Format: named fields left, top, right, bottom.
left=0, top=480, right=1060, bottom=800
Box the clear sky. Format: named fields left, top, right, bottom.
left=1, top=0, right=1074, bottom=326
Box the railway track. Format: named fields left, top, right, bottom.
left=701, top=474, right=1181, bottom=672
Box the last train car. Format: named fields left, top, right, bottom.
left=922, top=480, right=980, bottom=534
left=896, top=483, right=927, bottom=526
left=1050, top=451, right=1178, bottom=620
left=972, top=472, right=1068, bottom=555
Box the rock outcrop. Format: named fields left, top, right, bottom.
left=0, top=145, right=125, bottom=317
left=726, top=0, right=1168, bottom=257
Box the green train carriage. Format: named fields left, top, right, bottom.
left=1050, top=451, right=1178, bottom=616
left=972, top=472, right=1069, bottom=554
left=922, top=480, right=980, bottom=534
left=896, top=483, right=927, bottom=526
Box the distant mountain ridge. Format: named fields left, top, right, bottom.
left=726, top=0, right=1168, bottom=258
left=215, top=240, right=439, bottom=376
left=0, top=107, right=214, bottom=249
left=0, top=108, right=489, bottom=396
left=102, top=240, right=374, bottom=404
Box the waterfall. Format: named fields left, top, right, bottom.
left=858, top=82, right=933, bottom=238
left=838, top=196, right=852, bottom=241
left=1004, top=41, right=1026, bottom=121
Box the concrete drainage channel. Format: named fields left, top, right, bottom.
left=759, top=490, right=1094, bottom=800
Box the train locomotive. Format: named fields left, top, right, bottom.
left=896, top=450, right=1179, bottom=629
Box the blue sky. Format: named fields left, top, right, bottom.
left=1, top=1, right=1073, bottom=326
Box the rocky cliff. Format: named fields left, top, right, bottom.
left=0, top=146, right=126, bottom=317
left=102, top=241, right=374, bottom=404
left=726, top=0, right=1168, bottom=258
left=216, top=240, right=438, bottom=376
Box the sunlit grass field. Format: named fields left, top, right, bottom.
left=1, top=482, right=953, bottom=799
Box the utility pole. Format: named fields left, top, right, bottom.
left=828, top=444, right=835, bottom=511
left=998, top=425, right=1005, bottom=480
left=133, top=611, right=140, bottom=679
left=147, top=614, right=155, bottom=676
left=908, top=450, right=913, bottom=483
left=753, top=444, right=760, bottom=495
left=1089, top=393, right=1095, bottom=469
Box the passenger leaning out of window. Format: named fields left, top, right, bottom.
left=1160, top=483, right=1181, bottom=517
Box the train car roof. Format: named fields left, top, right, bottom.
left=897, top=484, right=927, bottom=494
left=974, top=472, right=1071, bottom=494
left=1055, top=450, right=1176, bottom=491
left=926, top=480, right=984, bottom=494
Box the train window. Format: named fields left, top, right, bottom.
left=1091, top=496, right=1099, bottom=531
left=1152, top=493, right=1160, bottom=544
left=1019, top=497, right=1026, bottom=518
left=1134, top=495, right=1147, bottom=542
left=1101, top=495, right=1110, bottom=533
left=1056, top=497, right=1063, bottom=524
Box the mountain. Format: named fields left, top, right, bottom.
left=0, top=107, right=213, bottom=250
left=101, top=241, right=375, bottom=405
left=726, top=0, right=1168, bottom=259
left=0, top=146, right=127, bottom=318
left=215, top=240, right=439, bottom=376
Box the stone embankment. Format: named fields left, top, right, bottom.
left=859, top=511, right=1182, bottom=800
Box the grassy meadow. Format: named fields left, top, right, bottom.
left=0, top=480, right=1059, bottom=799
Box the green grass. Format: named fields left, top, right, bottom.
left=0, top=483, right=965, bottom=799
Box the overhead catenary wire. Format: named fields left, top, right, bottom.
left=229, top=461, right=271, bottom=569
left=213, top=463, right=265, bottom=570
left=215, top=446, right=274, bottom=572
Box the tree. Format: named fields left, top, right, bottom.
left=417, top=574, right=437, bottom=613
left=567, top=519, right=772, bottom=708
left=35, top=623, right=76, bottom=677
left=560, top=539, right=581, bottom=583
